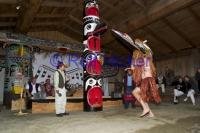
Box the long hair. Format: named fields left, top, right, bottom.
left=132, top=50, right=144, bottom=86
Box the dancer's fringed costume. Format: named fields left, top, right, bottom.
left=132, top=40, right=161, bottom=104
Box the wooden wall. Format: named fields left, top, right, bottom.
left=156, top=49, right=200, bottom=77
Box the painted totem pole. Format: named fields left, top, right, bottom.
left=83, top=0, right=107, bottom=111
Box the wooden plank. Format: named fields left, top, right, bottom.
left=188, top=7, right=200, bottom=23
left=144, top=27, right=177, bottom=52
left=162, top=18, right=196, bottom=48
left=41, top=1, right=78, bottom=8
left=0, top=0, right=17, bottom=4
left=15, top=0, right=42, bottom=33
left=104, top=0, right=199, bottom=45
left=0, top=22, right=15, bottom=27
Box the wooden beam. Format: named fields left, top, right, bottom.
left=41, top=1, right=78, bottom=8
left=126, top=0, right=199, bottom=32
left=133, top=0, right=146, bottom=8
left=144, top=27, right=177, bottom=52
left=104, top=0, right=199, bottom=45
left=162, top=18, right=196, bottom=48
left=36, top=14, right=65, bottom=18
left=0, top=22, right=16, bottom=27
left=188, top=7, right=200, bottom=23
left=60, top=28, right=82, bottom=42
left=15, top=0, right=42, bottom=33
left=101, top=1, right=126, bottom=19
left=68, top=15, right=82, bottom=25
left=0, top=14, right=18, bottom=18
left=32, top=22, right=61, bottom=27
left=0, top=0, right=17, bottom=4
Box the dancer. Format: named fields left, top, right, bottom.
left=131, top=39, right=161, bottom=118
left=111, top=30, right=161, bottom=117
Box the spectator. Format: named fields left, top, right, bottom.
left=44, top=79, right=55, bottom=97
left=172, top=76, right=196, bottom=105
left=172, top=76, right=185, bottom=104
left=195, top=68, right=200, bottom=93
left=25, top=77, right=41, bottom=109
left=183, top=76, right=196, bottom=106
left=157, top=72, right=166, bottom=94
left=25, top=77, right=41, bottom=98
left=54, top=61, right=69, bottom=117
left=123, top=68, right=135, bottom=109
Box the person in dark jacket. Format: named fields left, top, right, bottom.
left=172, top=76, right=195, bottom=105
left=172, top=76, right=186, bottom=104
left=123, top=68, right=135, bottom=109
left=195, top=68, right=200, bottom=93
left=183, top=76, right=195, bottom=105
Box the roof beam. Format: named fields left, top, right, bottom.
left=0, top=0, right=17, bottom=4
left=59, top=25, right=82, bottom=42
left=68, top=15, right=82, bottom=25
left=126, top=0, right=199, bottom=32
left=133, top=0, right=146, bottom=8
left=15, top=0, right=42, bottom=33
left=162, top=18, right=196, bottom=48
left=0, top=14, right=18, bottom=18
left=41, top=1, right=77, bottom=8
left=144, top=27, right=177, bottom=52
left=0, top=22, right=16, bottom=27
left=104, top=0, right=199, bottom=45
left=101, top=1, right=126, bottom=19
left=188, top=7, right=200, bottom=23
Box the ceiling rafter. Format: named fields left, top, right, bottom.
left=104, top=0, right=199, bottom=46
left=133, top=0, right=146, bottom=8
left=15, top=0, right=42, bottom=33
left=100, top=0, right=126, bottom=20
left=144, top=27, right=177, bottom=52
left=188, top=7, right=200, bottom=23
left=162, top=18, right=196, bottom=48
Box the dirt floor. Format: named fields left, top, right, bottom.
left=0, top=101, right=200, bottom=133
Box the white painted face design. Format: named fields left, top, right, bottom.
left=97, top=78, right=102, bottom=86
left=85, top=77, right=102, bottom=90
left=85, top=77, right=96, bottom=90
left=84, top=23, right=97, bottom=36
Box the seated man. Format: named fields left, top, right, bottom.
left=172, top=76, right=186, bottom=104
left=183, top=76, right=195, bottom=106
left=172, top=76, right=195, bottom=105
left=44, top=79, right=55, bottom=97
left=25, top=77, right=41, bottom=98
left=25, top=77, right=41, bottom=109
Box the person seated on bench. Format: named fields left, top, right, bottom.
left=183, top=76, right=195, bottom=106
left=25, top=77, right=41, bottom=109
left=44, top=78, right=55, bottom=97
left=172, top=76, right=195, bottom=105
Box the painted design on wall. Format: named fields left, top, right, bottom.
left=32, top=53, right=83, bottom=87
left=4, top=44, right=32, bottom=91
left=0, top=32, right=84, bottom=52
left=83, top=0, right=107, bottom=111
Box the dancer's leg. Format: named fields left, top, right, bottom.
left=132, top=87, right=149, bottom=116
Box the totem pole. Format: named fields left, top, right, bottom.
left=83, top=0, right=107, bottom=111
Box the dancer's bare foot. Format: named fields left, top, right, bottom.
left=147, top=110, right=154, bottom=118
left=140, top=110, right=150, bottom=117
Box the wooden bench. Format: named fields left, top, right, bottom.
left=31, top=97, right=122, bottom=113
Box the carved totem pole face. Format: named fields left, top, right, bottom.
left=83, top=0, right=105, bottom=110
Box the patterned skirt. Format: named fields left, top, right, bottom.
left=140, top=77, right=161, bottom=103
